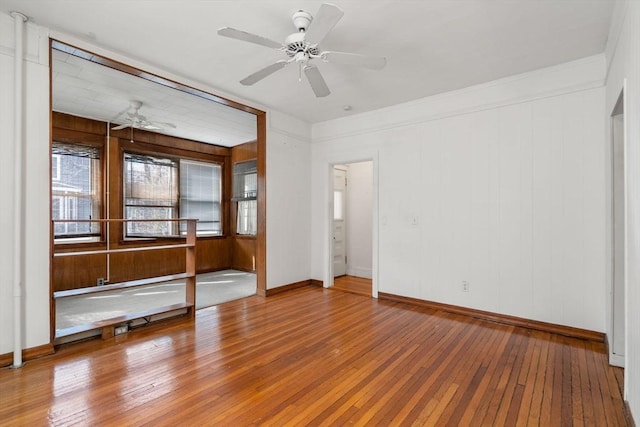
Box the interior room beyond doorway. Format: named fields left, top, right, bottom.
left=332, top=161, right=373, bottom=296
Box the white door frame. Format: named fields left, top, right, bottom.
left=608, top=80, right=627, bottom=369
left=325, top=154, right=379, bottom=298
left=332, top=165, right=348, bottom=277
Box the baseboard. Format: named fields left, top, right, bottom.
left=264, top=279, right=314, bottom=296
left=310, top=279, right=323, bottom=287
left=378, top=292, right=604, bottom=342
left=346, top=268, right=372, bottom=279
left=625, top=401, right=636, bottom=427
left=0, top=343, right=55, bottom=368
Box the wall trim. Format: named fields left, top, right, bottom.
left=347, top=268, right=372, bottom=279
left=313, top=54, right=605, bottom=143
left=313, top=83, right=603, bottom=143
left=604, top=0, right=630, bottom=81
left=264, top=279, right=315, bottom=297
left=0, top=343, right=55, bottom=368
left=378, top=292, right=605, bottom=343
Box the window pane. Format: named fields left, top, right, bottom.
left=124, top=153, right=178, bottom=237
left=237, top=200, right=257, bottom=235
left=180, top=159, right=222, bottom=235
left=52, top=143, right=101, bottom=237
left=233, top=160, right=257, bottom=200
left=334, top=190, right=344, bottom=220
left=125, top=206, right=177, bottom=236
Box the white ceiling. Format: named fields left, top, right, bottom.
left=52, top=48, right=257, bottom=146
left=1, top=0, right=615, bottom=127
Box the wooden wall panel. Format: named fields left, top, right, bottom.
left=232, top=140, right=257, bottom=163
left=52, top=253, right=107, bottom=292
left=197, top=238, right=232, bottom=272
left=108, top=248, right=186, bottom=283
left=52, top=238, right=232, bottom=291
left=232, top=237, right=256, bottom=272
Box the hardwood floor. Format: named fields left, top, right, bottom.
left=333, top=275, right=372, bottom=297
left=0, top=286, right=629, bottom=426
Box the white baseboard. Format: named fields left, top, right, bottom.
left=609, top=352, right=625, bottom=368
left=346, top=267, right=372, bottom=279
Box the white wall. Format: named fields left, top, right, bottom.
left=605, top=0, right=640, bottom=416
left=311, top=55, right=607, bottom=333
left=266, top=111, right=312, bottom=289
left=0, top=13, right=51, bottom=355
left=345, top=162, right=373, bottom=279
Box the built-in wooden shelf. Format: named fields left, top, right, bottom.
left=55, top=302, right=194, bottom=340
left=52, top=218, right=198, bottom=341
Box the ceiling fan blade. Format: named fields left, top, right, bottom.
left=240, top=60, right=288, bottom=85
left=217, top=27, right=283, bottom=49
left=111, top=123, right=131, bottom=130
left=145, top=121, right=177, bottom=130
left=304, top=64, right=330, bottom=97
left=304, top=3, right=344, bottom=45
left=321, top=51, right=387, bottom=70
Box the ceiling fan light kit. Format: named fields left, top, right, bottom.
left=218, top=3, right=386, bottom=98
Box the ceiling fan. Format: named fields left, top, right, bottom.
left=217, top=3, right=386, bottom=97
left=111, top=100, right=176, bottom=131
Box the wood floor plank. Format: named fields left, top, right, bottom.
left=332, top=275, right=372, bottom=297
left=0, top=286, right=628, bottom=426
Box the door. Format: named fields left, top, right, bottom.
left=333, top=167, right=347, bottom=277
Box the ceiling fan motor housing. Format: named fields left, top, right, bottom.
left=284, top=32, right=319, bottom=59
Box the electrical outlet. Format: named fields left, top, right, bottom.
left=97, top=277, right=105, bottom=286
left=462, top=281, right=470, bottom=292
left=114, top=325, right=128, bottom=336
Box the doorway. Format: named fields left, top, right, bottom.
left=331, top=161, right=373, bottom=296
left=610, top=88, right=625, bottom=367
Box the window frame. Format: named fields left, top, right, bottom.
left=232, top=159, right=257, bottom=237
left=122, top=149, right=225, bottom=239
left=179, top=158, right=223, bottom=237
left=51, top=140, right=104, bottom=244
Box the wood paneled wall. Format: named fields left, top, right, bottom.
left=230, top=141, right=257, bottom=272
left=52, top=112, right=239, bottom=291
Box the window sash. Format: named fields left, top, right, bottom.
left=180, top=159, right=222, bottom=235
left=232, top=160, right=257, bottom=201
left=52, top=142, right=101, bottom=238
left=237, top=199, right=257, bottom=236
left=124, top=153, right=179, bottom=237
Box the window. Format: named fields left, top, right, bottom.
left=123, top=153, right=222, bottom=237
left=52, top=154, right=61, bottom=181
left=180, top=159, right=222, bottom=235
left=333, top=190, right=344, bottom=220
left=124, top=153, right=179, bottom=237
left=51, top=143, right=101, bottom=239
left=237, top=200, right=257, bottom=235
left=232, top=160, right=257, bottom=236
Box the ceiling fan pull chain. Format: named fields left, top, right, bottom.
left=298, top=62, right=302, bottom=82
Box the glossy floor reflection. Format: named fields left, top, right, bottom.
left=56, top=270, right=255, bottom=332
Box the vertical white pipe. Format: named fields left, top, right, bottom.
left=11, top=11, right=27, bottom=369
left=106, top=125, right=110, bottom=283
